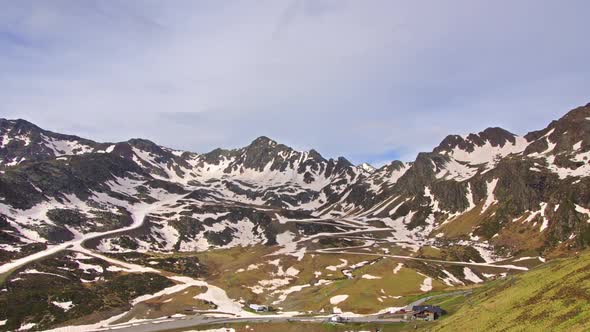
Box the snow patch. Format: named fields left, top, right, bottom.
left=575, top=204, right=590, bottom=221
left=330, top=295, right=349, bottom=305
left=481, top=178, right=499, bottom=214
left=326, top=259, right=348, bottom=271
left=52, top=301, right=75, bottom=311
left=420, top=277, right=433, bottom=292
left=463, top=267, right=483, bottom=283
left=441, top=270, right=464, bottom=286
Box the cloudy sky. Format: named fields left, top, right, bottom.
left=1, top=1, right=589, bottom=165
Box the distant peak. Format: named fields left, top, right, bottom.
left=559, top=103, right=590, bottom=121
left=524, top=102, right=590, bottom=148
left=126, top=138, right=166, bottom=154
left=0, top=118, right=40, bottom=131
left=387, top=160, right=406, bottom=169
left=480, top=127, right=516, bottom=137
left=357, top=162, right=376, bottom=173
left=127, top=138, right=158, bottom=146
left=249, top=136, right=278, bottom=147
left=308, top=149, right=324, bottom=160
left=337, top=156, right=353, bottom=167
left=434, top=126, right=516, bottom=154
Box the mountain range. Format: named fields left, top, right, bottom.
left=1, top=103, right=590, bottom=331
left=2, top=103, right=589, bottom=260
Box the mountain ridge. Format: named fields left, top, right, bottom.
left=1, top=103, right=590, bottom=258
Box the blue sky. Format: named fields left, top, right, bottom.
left=1, top=0, right=589, bottom=166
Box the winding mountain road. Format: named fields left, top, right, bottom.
left=92, top=312, right=405, bottom=332
left=94, top=291, right=474, bottom=332
left=312, top=249, right=529, bottom=271
left=0, top=209, right=146, bottom=276
left=0, top=194, right=184, bottom=276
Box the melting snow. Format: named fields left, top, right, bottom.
left=419, top=277, right=433, bottom=292
left=447, top=136, right=529, bottom=165
left=575, top=205, right=590, bottom=222
left=272, top=284, right=310, bottom=304
left=513, top=256, right=536, bottom=262
left=18, top=323, right=37, bottom=331
left=441, top=270, right=464, bottom=286
left=42, top=134, right=93, bottom=156
left=423, top=187, right=440, bottom=212
left=463, top=267, right=483, bottom=283
left=435, top=158, right=477, bottom=181
left=481, top=178, right=499, bottom=214
left=21, top=269, right=69, bottom=279
left=106, top=266, right=126, bottom=272
left=539, top=203, right=550, bottom=231
left=465, top=183, right=475, bottom=211
left=77, top=261, right=104, bottom=273
left=330, top=295, right=349, bottom=305
left=285, top=267, right=300, bottom=277
left=52, top=301, right=74, bottom=311
left=326, top=259, right=348, bottom=271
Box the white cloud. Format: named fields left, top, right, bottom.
left=0, top=0, right=589, bottom=164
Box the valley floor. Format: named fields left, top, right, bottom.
left=0, top=209, right=538, bottom=332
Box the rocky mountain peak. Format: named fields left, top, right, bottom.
left=478, top=127, right=517, bottom=145
left=306, top=149, right=323, bottom=160
left=126, top=138, right=169, bottom=155
left=336, top=156, right=353, bottom=167
left=0, top=118, right=40, bottom=133
left=247, top=136, right=278, bottom=148
left=0, top=118, right=100, bottom=167
left=434, top=127, right=517, bottom=155
left=524, top=103, right=590, bottom=156
left=375, top=160, right=407, bottom=173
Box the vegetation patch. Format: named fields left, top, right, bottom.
left=433, top=250, right=590, bottom=331
left=0, top=252, right=174, bottom=331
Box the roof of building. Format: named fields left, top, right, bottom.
left=249, top=304, right=267, bottom=309
left=412, top=305, right=442, bottom=314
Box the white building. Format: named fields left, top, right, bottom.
left=249, top=304, right=268, bottom=312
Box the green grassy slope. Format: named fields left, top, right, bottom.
left=434, top=251, right=590, bottom=332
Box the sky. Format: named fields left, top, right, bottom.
left=1, top=0, right=589, bottom=166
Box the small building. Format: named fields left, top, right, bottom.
left=412, top=305, right=442, bottom=321
left=393, top=308, right=413, bottom=320
left=330, top=315, right=346, bottom=323
left=249, top=304, right=268, bottom=312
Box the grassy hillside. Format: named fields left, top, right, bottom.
left=434, top=251, right=590, bottom=331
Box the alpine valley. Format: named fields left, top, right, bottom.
left=1, top=103, right=590, bottom=332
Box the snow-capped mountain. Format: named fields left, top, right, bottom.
left=357, top=162, right=376, bottom=174
left=0, top=123, right=367, bottom=256
left=334, top=103, right=590, bottom=256
left=1, top=103, right=590, bottom=259
left=0, top=119, right=103, bottom=166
